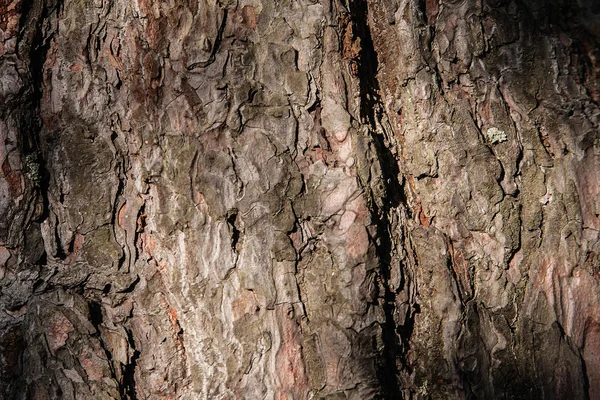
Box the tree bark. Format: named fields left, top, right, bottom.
left=1, top=0, right=599, bottom=398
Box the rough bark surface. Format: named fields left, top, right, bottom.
left=1, top=0, right=600, bottom=399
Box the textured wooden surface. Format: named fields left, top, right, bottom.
left=1, top=0, right=600, bottom=398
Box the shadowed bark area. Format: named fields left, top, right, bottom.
left=1, top=0, right=599, bottom=399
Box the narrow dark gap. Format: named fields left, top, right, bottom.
left=370, top=213, right=404, bottom=398
left=123, top=329, right=140, bottom=400
left=347, top=0, right=406, bottom=397
left=88, top=300, right=104, bottom=327
left=117, top=275, right=141, bottom=294
left=348, top=0, right=404, bottom=209
left=66, top=232, right=78, bottom=254
left=35, top=249, right=47, bottom=266
left=581, top=351, right=591, bottom=400
left=112, top=166, right=127, bottom=271
left=110, top=171, right=126, bottom=229
left=227, top=208, right=240, bottom=251
left=132, top=200, right=147, bottom=267
left=54, top=217, right=68, bottom=259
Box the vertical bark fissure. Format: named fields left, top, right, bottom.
left=347, top=0, right=406, bottom=396
left=111, top=168, right=127, bottom=271
left=123, top=328, right=140, bottom=400
left=580, top=346, right=591, bottom=400
left=17, top=0, right=57, bottom=223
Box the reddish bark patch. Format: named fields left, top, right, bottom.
left=241, top=6, right=257, bottom=29
left=46, top=312, right=74, bottom=354
left=158, top=296, right=187, bottom=362
left=63, top=233, right=84, bottom=263
left=0, top=0, right=22, bottom=35
left=275, top=305, right=309, bottom=399
left=345, top=195, right=369, bottom=225
left=418, top=205, right=431, bottom=228
left=2, top=157, right=21, bottom=195
left=425, top=0, right=439, bottom=26
left=146, top=17, right=168, bottom=51
left=118, top=202, right=128, bottom=228
left=345, top=223, right=369, bottom=259
left=72, top=232, right=84, bottom=252
left=339, top=13, right=361, bottom=75
left=232, top=289, right=260, bottom=320
left=79, top=347, right=104, bottom=381
left=168, top=305, right=186, bottom=358
left=141, top=232, right=157, bottom=255
left=538, top=125, right=555, bottom=157
left=288, top=228, right=303, bottom=253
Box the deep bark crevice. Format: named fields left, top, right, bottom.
left=346, top=0, right=406, bottom=397
left=17, top=0, right=57, bottom=225
left=123, top=329, right=140, bottom=400
left=226, top=208, right=241, bottom=251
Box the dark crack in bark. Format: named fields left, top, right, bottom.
left=346, top=0, right=406, bottom=397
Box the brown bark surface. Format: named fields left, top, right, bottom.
left=1, top=0, right=600, bottom=399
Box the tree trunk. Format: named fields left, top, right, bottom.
left=1, top=0, right=599, bottom=398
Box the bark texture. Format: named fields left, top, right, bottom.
left=1, top=0, right=600, bottom=398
